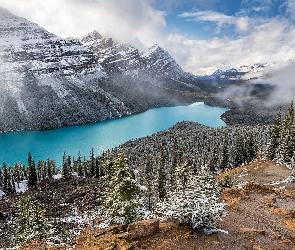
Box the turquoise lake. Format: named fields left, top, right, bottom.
left=0, top=102, right=227, bottom=166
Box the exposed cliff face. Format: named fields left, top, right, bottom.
left=0, top=9, right=203, bottom=132
left=0, top=8, right=130, bottom=132
left=80, top=31, right=200, bottom=92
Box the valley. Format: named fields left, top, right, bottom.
left=0, top=5, right=294, bottom=250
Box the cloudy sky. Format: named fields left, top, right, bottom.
left=1, top=0, right=295, bottom=75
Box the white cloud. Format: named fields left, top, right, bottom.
left=0, top=0, right=295, bottom=76
left=236, top=16, right=249, bottom=32
left=164, top=16, right=295, bottom=75
left=0, top=0, right=166, bottom=48
left=179, top=11, right=236, bottom=34
left=283, top=0, right=295, bottom=21
left=241, top=0, right=272, bottom=14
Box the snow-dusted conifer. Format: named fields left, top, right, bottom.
left=89, top=147, right=96, bottom=177
left=155, top=165, right=225, bottom=229
left=157, top=142, right=167, bottom=200
left=220, top=135, right=230, bottom=170
left=143, top=157, right=156, bottom=211
left=62, top=151, right=71, bottom=178
left=266, top=107, right=282, bottom=160
left=104, top=148, right=145, bottom=225
left=27, top=152, right=37, bottom=187
left=246, top=133, right=257, bottom=164
left=13, top=196, right=49, bottom=245
left=2, top=164, right=16, bottom=195
left=101, top=149, right=114, bottom=180
left=277, top=102, right=295, bottom=164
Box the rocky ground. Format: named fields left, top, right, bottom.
left=14, top=158, right=295, bottom=250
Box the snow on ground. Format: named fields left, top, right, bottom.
left=53, top=173, right=62, bottom=179
left=15, top=180, right=27, bottom=193
left=0, top=180, right=28, bottom=197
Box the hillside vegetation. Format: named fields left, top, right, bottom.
left=0, top=102, right=294, bottom=249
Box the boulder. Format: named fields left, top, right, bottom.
left=127, top=219, right=159, bottom=239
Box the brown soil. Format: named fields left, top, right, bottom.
left=17, top=160, right=295, bottom=249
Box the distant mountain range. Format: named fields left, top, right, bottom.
left=0, top=8, right=200, bottom=132
left=197, top=62, right=291, bottom=82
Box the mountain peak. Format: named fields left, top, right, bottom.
left=81, top=30, right=102, bottom=43
left=148, top=44, right=162, bottom=52
left=0, top=7, right=16, bottom=18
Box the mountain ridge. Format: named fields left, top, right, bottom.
left=0, top=9, right=201, bottom=132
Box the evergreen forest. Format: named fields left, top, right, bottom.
left=0, top=101, right=295, bottom=247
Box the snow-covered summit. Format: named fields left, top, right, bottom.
left=198, top=61, right=291, bottom=81
left=0, top=10, right=130, bottom=132
left=80, top=31, right=198, bottom=89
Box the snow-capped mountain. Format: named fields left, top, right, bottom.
left=0, top=8, right=131, bottom=131
left=198, top=62, right=291, bottom=82
left=80, top=31, right=199, bottom=91
left=0, top=9, right=202, bottom=132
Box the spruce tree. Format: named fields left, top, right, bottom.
left=13, top=196, right=49, bottom=245
left=46, top=158, right=53, bottom=179
left=89, top=148, right=96, bottom=177
left=157, top=143, right=167, bottom=200
left=155, top=166, right=225, bottom=229
left=234, top=135, right=245, bottom=167
left=27, top=152, right=37, bottom=188
left=143, top=157, right=155, bottom=211
left=246, top=133, right=257, bottom=164
left=95, top=158, right=100, bottom=179
left=278, top=101, right=295, bottom=164
left=104, top=148, right=144, bottom=225
left=169, top=138, right=178, bottom=191
left=2, top=163, right=16, bottom=195
left=37, top=160, right=46, bottom=181
left=101, top=149, right=114, bottom=180
left=62, top=151, right=71, bottom=178
left=266, top=107, right=282, bottom=160
left=0, top=167, right=3, bottom=190
left=220, top=135, right=230, bottom=170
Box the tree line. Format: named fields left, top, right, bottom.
left=1, top=101, right=295, bottom=247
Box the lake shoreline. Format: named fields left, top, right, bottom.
left=0, top=102, right=227, bottom=167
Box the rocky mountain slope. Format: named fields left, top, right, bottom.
left=78, top=31, right=205, bottom=113
left=0, top=8, right=202, bottom=132
left=0, top=8, right=132, bottom=132
left=80, top=31, right=199, bottom=91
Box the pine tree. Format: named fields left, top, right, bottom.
left=46, top=158, right=54, bottom=179
left=74, top=152, right=83, bottom=177
left=0, top=167, right=3, bottom=189
left=207, top=145, right=219, bottom=172
left=104, top=148, right=144, bottom=225
left=169, top=138, right=178, bottom=191
left=143, top=156, right=155, bottom=211
left=95, top=158, right=100, bottom=179
left=37, top=160, right=46, bottom=181
left=13, top=196, right=49, bottom=245
left=266, top=107, right=282, bottom=160
left=101, top=149, right=114, bottom=181
left=155, top=166, right=225, bottom=229
left=246, top=132, right=257, bottom=164
left=89, top=148, right=96, bottom=177
left=234, top=135, right=245, bottom=167
left=220, top=135, right=230, bottom=170
left=2, top=163, right=16, bottom=195
left=62, top=151, right=71, bottom=178
left=27, top=152, right=37, bottom=188
left=278, top=102, right=295, bottom=164
left=157, top=143, right=167, bottom=200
